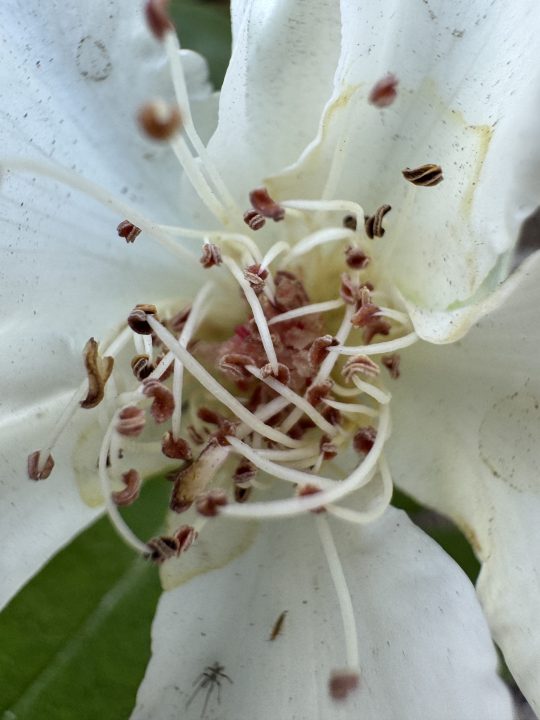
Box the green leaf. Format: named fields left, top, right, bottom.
left=0, top=478, right=171, bottom=720
left=170, top=0, right=232, bottom=87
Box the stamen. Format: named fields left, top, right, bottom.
left=161, top=431, right=192, bottom=459
left=331, top=330, right=419, bottom=356
left=288, top=227, right=356, bottom=259
left=117, top=220, right=141, bottom=244
left=281, top=199, right=364, bottom=218
left=364, top=204, right=391, bottom=239
left=267, top=299, right=343, bottom=326
left=243, top=210, right=266, bottom=231
left=128, top=304, right=158, bottom=335
left=259, top=240, right=290, bottom=271
left=315, top=515, right=360, bottom=682
left=402, top=164, right=443, bottom=187
left=145, top=0, right=174, bottom=40
left=80, top=338, right=114, bottom=409
left=116, top=406, right=146, bottom=437
left=142, top=379, right=175, bottom=423
left=137, top=100, right=182, bottom=141
left=323, top=398, right=379, bottom=418
left=27, top=451, right=54, bottom=481
left=249, top=187, right=285, bottom=221
left=112, top=468, right=141, bottom=507
left=326, top=455, right=393, bottom=525
left=200, top=242, right=222, bottom=269
left=352, top=377, right=391, bottom=405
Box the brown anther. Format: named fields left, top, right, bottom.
left=112, top=469, right=141, bottom=507
left=344, top=246, right=370, bottom=269
left=219, top=353, right=255, bottom=381
left=27, top=450, right=55, bottom=481
left=402, top=163, right=443, bottom=187
left=363, top=318, right=391, bottom=344
left=340, top=274, right=362, bottom=305
left=342, top=214, right=358, bottom=231
left=234, top=484, right=252, bottom=503
left=244, top=263, right=268, bottom=293
left=145, top=0, right=174, bottom=40
left=369, top=73, right=398, bottom=108
left=128, top=304, right=157, bottom=335
left=161, top=431, right=192, bottom=460
left=329, top=670, right=360, bottom=701
left=80, top=337, right=114, bottom=409
left=188, top=425, right=206, bottom=445
left=342, top=355, right=380, bottom=382
left=364, top=204, right=392, bottom=239
left=195, top=489, right=228, bottom=517
left=168, top=305, right=191, bottom=334
left=353, top=426, right=377, bottom=454
left=298, top=484, right=326, bottom=513
left=233, top=459, right=257, bottom=486
left=197, top=407, right=222, bottom=425
left=322, top=405, right=342, bottom=426
left=142, top=378, right=175, bottom=423
left=249, top=187, right=285, bottom=221
left=117, top=220, right=141, bottom=243
left=306, top=379, right=333, bottom=407
left=131, top=354, right=154, bottom=381
left=116, top=406, right=146, bottom=437
left=351, top=303, right=380, bottom=328
left=309, top=335, right=339, bottom=371
left=146, top=535, right=179, bottom=564
left=260, top=362, right=290, bottom=386
left=273, top=270, right=310, bottom=311
left=382, top=353, right=401, bottom=379
left=212, top=419, right=238, bottom=446
left=138, top=100, right=182, bottom=141
left=319, top=435, right=338, bottom=461
left=243, top=209, right=266, bottom=231
left=200, top=242, right=222, bottom=269
left=174, top=524, right=198, bottom=553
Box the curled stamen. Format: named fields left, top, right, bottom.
left=364, top=204, right=391, bottom=239
left=243, top=210, right=266, bottom=231
left=142, top=379, right=175, bottom=423
left=116, top=406, right=146, bottom=437
left=402, top=164, right=443, bottom=187
left=138, top=100, right=182, bottom=141
left=27, top=450, right=54, bottom=481
left=342, top=356, right=380, bottom=381
left=368, top=73, right=398, bottom=108
left=309, top=335, right=339, bottom=371
left=112, top=469, right=141, bottom=507
left=128, top=304, right=158, bottom=335
left=80, top=337, right=114, bottom=409
left=145, top=0, right=174, bottom=41
left=117, top=220, right=141, bottom=244
left=131, top=354, right=155, bottom=381
left=200, top=243, right=222, bottom=269
left=249, top=187, right=285, bottom=221
left=306, top=380, right=333, bottom=407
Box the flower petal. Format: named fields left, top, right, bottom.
left=132, top=508, right=512, bottom=720
left=207, top=0, right=342, bottom=203
left=387, top=249, right=540, bottom=713
left=268, top=0, right=540, bottom=335
left=0, top=1, right=210, bottom=607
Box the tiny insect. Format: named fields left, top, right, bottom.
left=186, top=662, right=233, bottom=718
left=269, top=610, right=288, bottom=641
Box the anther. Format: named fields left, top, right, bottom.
left=364, top=204, right=392, bottom=239
left=322, top=405, right=341, bottom=426
left=306, top=379, right=333, bottom=407
left=260, top=362, right=290, bottom=386
left=142, top=378, right=175, bottom=423
left=340, top=274, right=362, bottom=305
left=382, top=353, right=401, bottom=379
left=174, top=524, right=198, bottom=553
left=319, top=435, right=338, bottom=461
left=219, top=353, right=255, bottom=381
left=329, top=670, right=360, bottom=701
left=146, top=535, right=180, bottom=564
left=244, top=263, right=268, bottom=293
left=200, top=242, right=222, bottom=269
left=368, top=73, right=398, bottom=108
left=197, top=407, right=222, bottom=425
left=351, top=303, right=380, bottom=328
left=138, top=100, right=182, bottom=141
left=342, top=214, right=358, bottom=231
left=195, top=489, right=228, bottom=517
left=116, top=406, right=146, bottom=437
left=243, top=209, right=266, bottom=231
left=112, top=469, right=141, bottom=507
left=162, top=431, right=192, bottom=460
left=353, top=426, right=377, bottom=454
left=167, top=305, right=191, bottom=334
left=233, top=458, right=257, bottom=486
left=128, top=304, right=157, bottom=335
left=363, top=318, right=391, bottom=344
left=249, top=187, right=285, bottom=222
left=273, top=270, right=310, bottom=311
left=309, top=335, right=339, bottom=371
left=80, top=337, right=114, bottom=409
left=117, top=220, right=141, bottom=243
left=344, top=246, right=370, bottom=269
left=297, top=485, right=326, bottom=513
left=234, top=484, right=252, bottom=503
left=402, top=163, right=443, bottom=187
left=342, top=356, right=380, bottom=381
left=131, top=354, right=154, bottom=381
left=27, top=450, right=55, bottom=481
left=145, top=0, right=174, bottom=41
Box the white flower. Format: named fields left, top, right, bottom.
left=1, top=0, right=540, bottom=718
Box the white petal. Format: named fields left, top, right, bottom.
left=0, top=1, right=210, bottom=606
left=132, top=508, right=512, bottom=720
left=207, top=0, right=342, bottom=204
left=268, top=0, right=540, bottom=331
left=387, top=249, right=540, bottom=713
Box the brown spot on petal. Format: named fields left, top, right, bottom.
left=142, top=378, right=175, bottom=423
left=27, top=450, right=55, bottom=481
left=319, top=435, right=338, bottom=461
left=329, top=670, right=360, bottom=701
left=80, top=337, right=114, bottom=409
left=112, top=468, right=141, bottom=507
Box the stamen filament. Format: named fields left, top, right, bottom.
left=333, top=331, right=419, bottom=356
left=156, top=225, right=263, bottom=262
left=288, top=227, right=356, bottom=258
left=375, top=307, right=411, bottom=325
left=268, top=299, right=344, bottom=326
left=326, top=455, right=393, bottom=525
left=260, top=240, right=290, bottom=270
left=352, top=377, right=391, bottom=405
left=281, top=199, right=364, bottom=218
left=323, top=398, right=379, bottom=418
